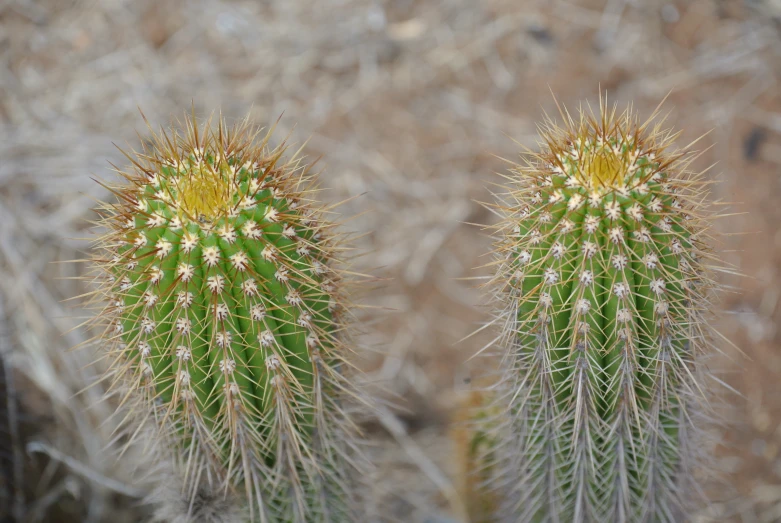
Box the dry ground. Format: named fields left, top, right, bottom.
left=1, top=0, right=781, bottom=521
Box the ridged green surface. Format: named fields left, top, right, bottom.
left=117, top=155, right=330, bottom=435
left=94, top=117, right=361, bottom=522
left=487, top=105, right=715, bottom=522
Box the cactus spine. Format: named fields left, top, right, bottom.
left=485, top=99, right=718, bottom=522
left=90, top=113, right=364, bottom=522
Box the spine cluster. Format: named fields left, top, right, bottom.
left=90, top=114, right=363, bottom=522
left=484, top=101, right=718, bottom=522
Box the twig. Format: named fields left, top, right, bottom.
left=26, top=441, right=145, bottom=499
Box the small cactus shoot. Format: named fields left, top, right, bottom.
left=90, top=113, right=364, bottom=522
left=485, top=98, right=719, bottom=522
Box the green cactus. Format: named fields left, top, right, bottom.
left=483, top=99, right=719, bottom=522
left=90, top=113, right=365, bottom=522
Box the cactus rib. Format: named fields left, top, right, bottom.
left=89, top=113, right=366, bottom=522
left=486, top=98, right=720, bottom=522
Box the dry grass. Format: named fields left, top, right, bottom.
left=1, top=0, right=781, bottom=521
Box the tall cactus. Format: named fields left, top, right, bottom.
left=89, top=113, right=366, bottom=522
left=484, top=99, right=719, bottom=522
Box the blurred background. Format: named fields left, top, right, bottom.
left=1, top=0, right=781, bottom=521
